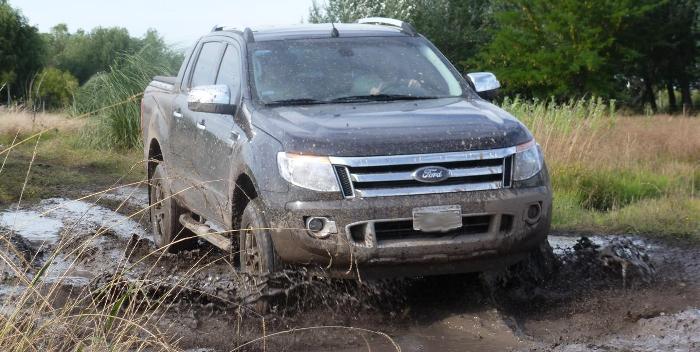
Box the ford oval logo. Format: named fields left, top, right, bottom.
left=413, top=166, right=450, bottom=183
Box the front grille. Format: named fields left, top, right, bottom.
left=330, top=147, right=516, bottom=198
left=348, top=215, right=493, bottom=245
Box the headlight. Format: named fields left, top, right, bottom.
left=277, top=152, right=340, bottom=192
left=513, top=140, right=543, bottom=181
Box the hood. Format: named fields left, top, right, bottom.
left=251, top=97, right=533, bottom=157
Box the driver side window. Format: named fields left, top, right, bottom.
left=216, top=44, right=242, bottom=99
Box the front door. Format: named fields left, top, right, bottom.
left=196, top=43, right=246, bottom=224
left=170, top=40, right=226, bottom=215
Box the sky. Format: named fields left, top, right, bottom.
left=10, top=0, right=314, bottom=48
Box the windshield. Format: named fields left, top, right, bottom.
left=248, top=37, right=464, bottom=105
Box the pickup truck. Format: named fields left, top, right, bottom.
left=141, top=18, right=552, bottom=281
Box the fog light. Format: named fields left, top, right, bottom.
left=307, top=217, right=326, bottom=232
left=526, top=203, right=542, bottom=224
left=305, top=217, right=337, bottom=239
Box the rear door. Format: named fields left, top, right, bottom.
left=170, top=40, right=226, bottom=213
left=196, top=42, right=245, bottom=224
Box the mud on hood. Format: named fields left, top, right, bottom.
left=252, top=98, right=533, bottom=157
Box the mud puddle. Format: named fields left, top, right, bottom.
left=0, top=190, right=699, bottom=351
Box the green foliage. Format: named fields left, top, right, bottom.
left=474, top=0, right=658, bottom=100
left=412, top=0, right=496, bottom=70
left=501, top=96, right=615, bottom=134
left=308, top=0, right=413, bottom=23
left=555, top=168, right=671, bottom=211
left=33, top=67, right=79, bottom=108
left=44, top=25, right=183, bottom=84
left=74, top=51, right=173, bottom=150
left=0, top=0, right=45, bottom=101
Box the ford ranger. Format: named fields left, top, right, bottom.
left=141, top=18, right=552, bottom=281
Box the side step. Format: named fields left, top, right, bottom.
left=179, top=214, right=232, bottom=251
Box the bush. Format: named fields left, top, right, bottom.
left=33, top=67, right=79, bottom=108
left=73, top=49, right=177, bottom=149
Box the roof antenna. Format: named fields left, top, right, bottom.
left=331, top=22, right=339, bottom=38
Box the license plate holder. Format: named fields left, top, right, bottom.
left=413, top=205, right=463, bottom=233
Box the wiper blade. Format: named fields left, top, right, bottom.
left=329, top=94, right=440, bottom=103
left=265, top=98, right=328, bottom=106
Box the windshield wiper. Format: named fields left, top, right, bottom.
left=265, top=98, right=328, bottom=106
left=329, top=94, right=441, bottom=103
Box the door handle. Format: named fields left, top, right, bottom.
left=228, top=131, right=240, bottom=142
left=196, top=120, right=206, bottom=130
left=173, top=110, right=182, bottom=118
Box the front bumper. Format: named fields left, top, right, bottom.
left=262, top=185, right=551, bottom=278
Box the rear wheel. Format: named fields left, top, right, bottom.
left=149, top=163, right=195, bottom=252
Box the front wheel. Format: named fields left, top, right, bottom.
left=239, top=200, right=281, bottom=312
left=239, top=200, right=279, bottom=275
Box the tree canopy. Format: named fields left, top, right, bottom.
left=0, top=0, right=183, bottom=107
left=0, top=0, right=44, bottom=102
left=44, top=25, right=182, bottom=84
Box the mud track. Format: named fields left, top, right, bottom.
left=1, top=187, right=699, bottom=351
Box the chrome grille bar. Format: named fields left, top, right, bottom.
left=329, top=146, right=517, bottom=168
left=354, top=181, right=503, bottom=198
left=351, top=166, right=503, bottom=183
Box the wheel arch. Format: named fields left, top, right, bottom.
left=231, top=172, right=259, bottom=230
left=147, top=138, right=163, bottom=180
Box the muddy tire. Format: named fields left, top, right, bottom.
left=239, top=199, right=280, bottom=275
left=239, top=199, right=280, bottom=312
left=149, top=163, right=195, bottom=253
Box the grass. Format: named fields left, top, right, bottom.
left=0, top=110, right=143, bottom=205
left=72, top=51, right=174, bottom=150
left=503, top=97, right=700, bottom=239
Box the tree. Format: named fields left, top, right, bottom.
left=411, top=0, right=496, bottom=70
left=44, top=25, right=183, bottom=84
left=475, top=0, right=660, bottom=100
left=614, top=0, right=698, bottom=112
left=0, top=0, right=45, bottom=104
left=308, top=0, right=414, bottom=23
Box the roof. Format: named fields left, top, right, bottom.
left=217, top=23, right=411, bottom=42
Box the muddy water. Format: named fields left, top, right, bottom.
left=0, top=189, right=699, bottom=351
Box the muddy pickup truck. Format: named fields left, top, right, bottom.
left=141, top=18, right=552, bottom=280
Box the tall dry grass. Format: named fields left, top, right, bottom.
left=503, top=97, right=699, bottom=236
left=0, top=108, right=83, bottom=137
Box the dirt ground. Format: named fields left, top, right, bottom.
left=1, top=187, right=699, bottom=352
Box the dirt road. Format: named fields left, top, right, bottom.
left=1, top=187, right=699, bottom=351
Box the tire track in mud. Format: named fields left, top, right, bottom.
left=1, top=189, right=699, bottom=351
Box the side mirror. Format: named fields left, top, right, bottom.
left=466, top=72, right=500, bottom=101
left=188, top=85, right=237, bottom=114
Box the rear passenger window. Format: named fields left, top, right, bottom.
left=190, top=42, right=225, bottom=88
left=216, top=45, right=242, bottom=97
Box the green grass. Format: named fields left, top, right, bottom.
left=72, top=51, right=174, bottom=150
left=0, top=129, right=143, bottom=205
left=553, top=167, right=682, bottom=211
left=552, top=192, right=700, bottom=239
